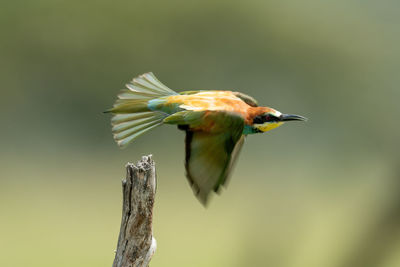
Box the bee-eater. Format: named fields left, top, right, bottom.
left=106, top=72, right=306, bottom=205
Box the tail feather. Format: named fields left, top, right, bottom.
left=114, top=120, right=163, bottom=140
left=110, top=100, right=149, bottom=114
left=118, top=88, right=159, bottom=99
left=132, top=72, right=176, bottom=94
left=112, top=113, right=166, bottom=133
left=111, top=112, right=157, bottom=124
left=117, top=122, right=164, bottom=148
left=108, top=72, right=177, bottom=148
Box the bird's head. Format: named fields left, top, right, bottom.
left=252, top=108, right=307, bottom=133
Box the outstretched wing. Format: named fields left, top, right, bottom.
left=222, top=134, right=245, bottom=189
left=167, top=111, right=244, bottom=205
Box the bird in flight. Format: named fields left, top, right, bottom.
left=106, top=72, right=307, bottom=205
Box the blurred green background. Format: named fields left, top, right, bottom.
left=1, top=0, right=399, bottom=266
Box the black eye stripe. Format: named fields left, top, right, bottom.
left=253, top=114, right=280, bottom=123
left=253, top=115, right=264, bottom=124
left=268, top=115, right=280, bottom=122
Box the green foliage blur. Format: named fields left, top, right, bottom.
left=1, top=0, right=399, bottom=266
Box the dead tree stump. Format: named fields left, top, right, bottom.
left=113, top=155, right=157, bottom=267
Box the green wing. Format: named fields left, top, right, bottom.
left=165, top=110, right=245, bottom=205
left=232, top=92, right=258, bottom=107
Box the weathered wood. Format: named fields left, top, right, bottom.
left=113, top=155, right=157, bottom=267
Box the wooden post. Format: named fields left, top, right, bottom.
left=113, top=155, right=157, bottom=267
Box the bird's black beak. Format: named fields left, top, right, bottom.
left=280, top=114, right=308, bottom=122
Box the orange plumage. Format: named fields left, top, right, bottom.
left=107, top=72, right=306, bottom=205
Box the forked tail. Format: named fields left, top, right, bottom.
left=105, top=72, right=177, bottom=148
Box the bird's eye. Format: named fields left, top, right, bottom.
left=265, top=114, right=280, bottom=122
left=253, top=115, right=264, bottom=124
left=253, top=114, right=280, bottom=124
left=264, top=114, right=272, bottom=121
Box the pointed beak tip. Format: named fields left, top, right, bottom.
left=300, top=116, right=308, bottom=122
left=281, top=114, right=308, bottom=122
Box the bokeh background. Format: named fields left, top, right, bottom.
left=1, top=0, right=399, bottom=266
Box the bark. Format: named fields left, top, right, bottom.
left=113, top=155, right=157, bottom=267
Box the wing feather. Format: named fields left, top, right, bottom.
left=183, top=111, right=245, bottom=205
left=233, top=92, right=258, bottom=107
